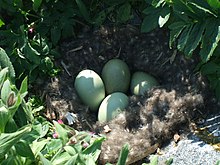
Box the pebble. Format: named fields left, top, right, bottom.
left=158, top=134, right=220, bottom=165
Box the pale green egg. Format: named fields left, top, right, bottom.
left=130, top=71, right=159, bottom=96
left=74, top=69, right=105, bottom=112
left=102, top=59, right=130, bottom=94
left=98, top=92, right=129, bottom=122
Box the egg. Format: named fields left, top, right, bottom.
left=130, top=71, right=159, bottom=96
left=74, top=69, right=105, bottom=112
left=101, top=59, right=130, bottom=94
left=98, top=92, right=129, bottom=122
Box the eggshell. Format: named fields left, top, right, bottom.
left=98, top=92, right=129, bottom=122
left=130, top=71, right=159, bottom=96
left=74, top=69, right=105, bottom=112
left=102, top=59, right=130, bottom=94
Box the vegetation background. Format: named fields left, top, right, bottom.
left=0, top=0, right=220, bottom=164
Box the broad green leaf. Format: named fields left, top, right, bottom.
left=32, top=121, right=49, bottom=139
left=23, top=42, right=41, bottom=65
left=19, top=76, right=28, bottom=97
left=93, top=10, right=107, bottom=25
left=0, top=106, right=10, bottom=133
left=0, top=125, right=31, bottom=159
left=51, top=26, right=61, bottom=45
left=64, top=154, right=78, bottom=165
left=33, top=0, right=42, bottom=11
left=116, top=144, right=129, bottom=165
left=200, top=61, right=220, bottom=75
left=1, top=79, right=11, bottom=105
left=117, top=3, right=131, bottom=23
left=0, top=67, right=8, bottom=90
left=1, top=155, right=22, bottom=165
left=207, top=0, right=220, bottom=10
left=53, top=120, right=69, bottom=144
left=152, top=0, right=167, bottom=7
left=14, top=140, right=35, bottom=160
left=141, top=7, right=161, bottom=32
left=31, top=139, right=48, bottom=156
left=200, top=19, right=220, bottom=62
left=85, top=155, right=96, bottom=165
left=0, top=48, right=15, bottom=80
left=82, top=137, right=105, bottom=155
left=76, top=0, right=91, bottom=22
left=51, top=152, right=71, bottom=165
left=64, top=145, right=77, bottom=156
left=21, top=100, right=34, bottom=123
left=46, top=139, right=62, bottom=153
left=0, top=19, right=5, bottom=28
left=177, top=24, right=193, bottom=51
left=38, top=152, right=52, bottom=165
left=168, top=21, right=186, bottom=48
left=188, top=1, right=217, bottom=17
left=141, top=6, right=170, bottom=32
left=5, top=118, right=18, bottom=133
left=184, top=21, right=205, bottom=57
left=173, top=0, right=198, bottom=19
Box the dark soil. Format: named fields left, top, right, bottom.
left=34, top=25, right=220, bottom=164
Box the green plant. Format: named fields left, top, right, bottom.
left=0, top=58, right=105, bottom=164
left=141, top=0, right=220, bottom=98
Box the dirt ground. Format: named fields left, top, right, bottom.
left=34, top=25, right=220, bottom=164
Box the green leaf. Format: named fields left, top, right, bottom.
left=0, top=19, right=5, bottom=28
left=168, top=21, right=187, bottom=48
left=76, top=0, right=91, bottom=22
left=5, top=118, right=18, bottom=133
left=19, top=76, right=28, bottom=97
left=0, top=125, right=31, bottom=159
left=51, top=152, right=71, bottom=165
left=184, top=21, right=205, bottom=57
left=31, top=139, right=48, bottom=156
left=200, top=61, right=220, bottom=75
left=0, top=68, right=8, bottom=92
left=38, top=152, right=52, bottom=165
left=200, top=19, right=220, bottom=62
left=14, top=140, right=35, bottom=160
left=33, top=0, right=42, bottom=11
left=116, top=144, right=129, bottom=165
left=141, top=6, right=170, bottom=33
left=82, top=137, right=105, bottom=156
left=177, top=24, right=193, bottom=51
left=165, top=157, right=173, bottom=165
left=64, top=145, right=77, bottom=156
left=0, top=48, right=15, bottom=80
left=173, top=0, right=198, bottom=19
left=23, top=42, right=41, bottom=65
left=117, top=3, right=131, bottom=23
left=1, top=79, right=11, bottom=105
left=46, top=139, right=63, bottom=153
left=188, top=1, right=217, bottom=17
left=53, top=120, right=69, bottom=144
left=0, top=106, right=10, bottom=133
left=64, top=154, right=78, bottom=165
left=207, top=0, right=220, bottom=10
left=51, top=26, right=61, bottom=45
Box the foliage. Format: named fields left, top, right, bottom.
left=141, top=0, right=220, bottom=98
left=0, top=0, right=143, bottom=83
left=0, top=63, right=106, bottom=164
